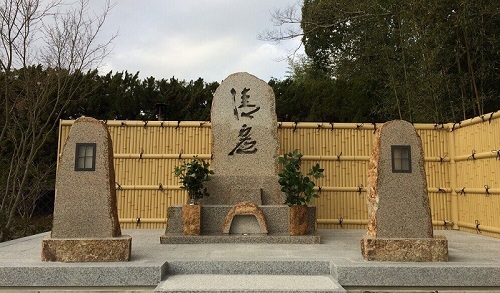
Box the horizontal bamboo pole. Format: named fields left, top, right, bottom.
left=120, top=218, right=167, bottom=224
left=109, top=153, right=449, bottom=163
left=454, top=150, right=500, bottom=162
left=316, top=219, right=368, bottom=225
left=116, top=185, right=182, bottom=190
left=60, top=120, right=211, bottom=128
left=113, top=185, right=453, bottom=193
left=448, top=110, right=500, bottom=130
left=457, top=221, right=500, bottom=234
left=314, top=186, right=366, bottom=192
left=302, top=155, right=369, bottom=162
left=114, top=153, right=212, bottom=160
left=317, top=219, right=451, bottom=227
left=432, top=220, right=454, bottom=227
left=453, top=187, right=500, bottom=195
left=60, top=119, right=461, bottom=131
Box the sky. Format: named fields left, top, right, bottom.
left=96, top=0, right=304, bottom=83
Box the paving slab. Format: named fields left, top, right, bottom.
left=0, top=229, right=499, bottom=291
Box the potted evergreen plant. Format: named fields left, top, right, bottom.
left=174, top=157, right=214, bottom=235
left=278, top=150, right=324, bottom=235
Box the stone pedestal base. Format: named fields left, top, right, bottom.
left=361, top=235, right=448, bottom=262
left=41, top=235, right=132, bottom=262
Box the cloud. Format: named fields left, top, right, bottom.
left=97, top=0, right=304, bottom=82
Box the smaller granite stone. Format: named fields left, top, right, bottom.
left=42, top=117, right=131, bottom=262
left=182, top=204, right=201, bottom=235
left=221, top=201, right=268, bottom=234
left=362, top=120, right=448, bottom=261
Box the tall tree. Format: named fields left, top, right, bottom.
left=265, top=0, right=500, bottom=122
left=0, top=0, right=115, bottom=241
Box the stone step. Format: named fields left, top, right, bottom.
left=154, top=274, right=345, bottom=292
left=165, top=260, right=331, bottom=275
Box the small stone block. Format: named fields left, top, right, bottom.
left=41, top=235, right=132, bottom=262
left=360, top=235, right=448, bottom=262
left=182, top=205, right=201, bottom=235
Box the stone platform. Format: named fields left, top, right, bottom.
left=1, top=229, right=500, bottom=292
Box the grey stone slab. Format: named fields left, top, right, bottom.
left=1, top=229, right=500, bottom=290
left=160, top=234, right=321, bottom=244
left=0, top=266, right=164, bottom=287
left=165, top=260, right=331, bottom=275
left=207, top=72, right=283, bottom=205
left=155, top=274, right=345, bottom=292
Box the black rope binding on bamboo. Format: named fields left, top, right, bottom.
left=211, top=153, right=214, bottom=160
left=175, top=120, right=181, bottom=129
left=475, top=220, right=481, bottom=234
left=278, top=122, right=282, bottom=128
left=357, top=184, right=363, bottom=195
left=136, top=217, right=141, bottom=227
left=439, top=154, right=446, bottom=164
left=488, top=112, right=494, bottom=124
left=159, top=183, right=163, bottom=191
left=178, top=149, right=183, bottom=160
left=121, top=121, right=127, bottom=127
left=459, top=187, right=466, bottom=196
left=318, top=186, right=322, bottom=193
left=372, top=122, right=377, bottom=134
left=338, top=217, right=344, bottom=228
left=493, top=150, right=500, bottom=160
left=438, top=188, right=446, bottom=193
left=160, top=121, right=164, bottom=128
left=451, top=121, right=461, bottom=131
left=329, top=122, right=334, bottom=131
left=139, top=148, right=144, bottom=160
left=199, top=122, right=206, bottom=127
left=484, top=185, right=490, bottom=197
left=467, top=150, right=476, bottom=160
left=293, top=121, right=298, bottom=132
left=337, top=151, right=342, bottom=162
left=317, top=123, right=323, bottom=129
left=103, top=119, right=108, bottom=124
left=356, top=123, right=363, bottom=130
left=143, top=120, right=148, bottom=128
left=443, top=220, right=449, bottom=230
left=116, top=182, right=122, bottom=190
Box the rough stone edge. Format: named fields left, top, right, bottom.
left=360, top=235, right=448, bottom=262
left=41, top=235, right=132, bottom=262
left=221, top=201, right=269, bottom=234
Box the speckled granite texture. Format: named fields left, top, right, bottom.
left=43, top=117, right=131, bottom=262
left=360, top=235, right=448, bottom=261
left=363, top=120, right=448, bottom=261
left=205, top=72, right=283, bottom=205
left=41, top=236, right=132, bottom=262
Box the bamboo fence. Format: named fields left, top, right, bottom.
left=57, top=111, right=500, bottom=238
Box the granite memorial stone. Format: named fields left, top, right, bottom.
left=42, top=117, right=131, bottom=262
left=204, top=72, right=282, bottom=205
left=361, top=120, right=448, bottom=261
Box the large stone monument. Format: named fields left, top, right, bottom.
left=161, top=72, right=317, bottom=243
left=42, top=117, right=131, bottom=262
left=204, top=72, right=282, bottom=205
left=360, top=120, right=448, bottom=261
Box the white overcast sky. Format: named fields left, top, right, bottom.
left=95, top=0, right=303, bottom=82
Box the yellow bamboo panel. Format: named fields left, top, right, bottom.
left=57, top=114, right=500, bottom=238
